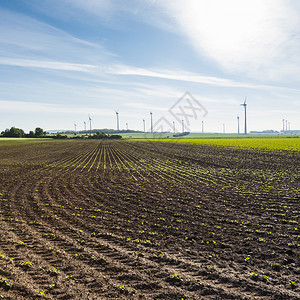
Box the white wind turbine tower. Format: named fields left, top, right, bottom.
left=115, top=111, right=119, bottom=131
left=240, top=97, right=247, bottom=135
left=74, top=122, right=77, bottom=133
left=84, top=121, right=86, bottom=131
left=88, top=115, right=92, bottom=131
left=150, top=112, right=153, bottom=133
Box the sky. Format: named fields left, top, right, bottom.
left=0, top=0, right=299, bottom=133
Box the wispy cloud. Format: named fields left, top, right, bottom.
left=0, top=7, right=111, bottom=62
left=109, top=64, right=272, bottom=89
left=0, top=100, right=112, bottom=116
left=249, top=109, right=299, bottom=115
left=55, top=0, right=175, bottom=31
left=123, top=102, right=167, bottom=111
left=0, top=56, right=273, bottom=90
left=0, top=58, right=99, bottom=73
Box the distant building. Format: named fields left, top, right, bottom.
left=250, top=129, right=300, bottom=135
left=281, top=130, right=300, bottom=135
left=250, top=130, right=279, bottom=134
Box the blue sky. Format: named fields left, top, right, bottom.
left=0, top=0, right=299, bottom=133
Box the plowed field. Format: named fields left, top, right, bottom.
left=0, top=140, right=299, bottom=299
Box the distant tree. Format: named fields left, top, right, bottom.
left=109, top=134, right=122, bottom=139
left=97, top=131, right=107, bottom=139
left=1, top=129, right=9, bottom=136
left=52, top=134, right=68, bottom=139
left=26, top=131, right=35, bottom=138
left=86, top=132, right=122, bottom=139
left=88, top=131, right=108, bottom=139
left=1, top=127, right=25, bottom=137
left=34, top=127, right=45, bottom=137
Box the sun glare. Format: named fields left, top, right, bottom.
left=175, top=0, right=283, bottom=69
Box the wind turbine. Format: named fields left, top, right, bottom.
left=202, top=120, right=204, bottom=134
left=84, top=121, right=86, bottom=131
left=88, top=115, right=92, bottom=131
left=173, top=121, right=175, bottom=134
left=240, top=97, right=247, bottom=135
left=237, top=116, right=240, bottom=135
left=282, top=119, right=285, bottom=131
left=143, top=119, right=145, bottom=132
left=126, top=122, right=128, bottom=131
left=74, top=122, right=77, bottom=133
left=150, top=112, right=153, bottom=133
left=182, top=119, right=184, bottom=133
left=115, top=111, right=119, bottom=131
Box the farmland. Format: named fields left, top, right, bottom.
left=0, top=139, right=299, bottom=299
left=137, top=137, right=300, bottom=152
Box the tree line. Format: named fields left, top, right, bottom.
left=0, top=127, right=122, bottom=139
left=87, top=131, right=122, bottom=139
left=1, top=127, right=47, bottom=138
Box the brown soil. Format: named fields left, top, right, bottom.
left=0, top=139, right=299, bottom=299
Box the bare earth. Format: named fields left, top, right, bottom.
left=0, top=140, right=299, bottom=299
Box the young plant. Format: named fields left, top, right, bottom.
left=249, top=272, right=258, bottom=281
left=290, top=281, right=296, bottom=289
